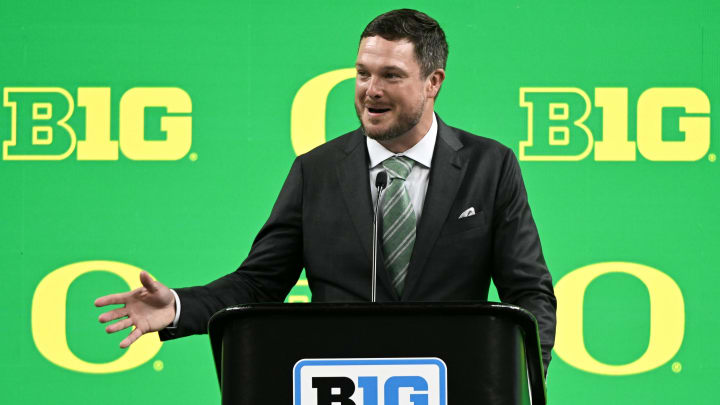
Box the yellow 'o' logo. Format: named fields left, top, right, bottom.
left=554, top=262, right=684, bottom=375
left=31, top=261, right=162, bottom=373
left=290, top=68, right=355, bottom=155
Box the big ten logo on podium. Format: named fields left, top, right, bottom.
left=1, top=87, right=192, bottom=161
left=519, top=87, right=711, bottom=161
left=294, top=358, right=447, bottom=405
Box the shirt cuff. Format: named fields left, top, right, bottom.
left=170, top=289, right=181, bottom=328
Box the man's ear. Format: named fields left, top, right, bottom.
left=426, top=69, right=446, bottom=99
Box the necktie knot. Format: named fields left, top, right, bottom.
left=382, top=156, right=414, bottom=181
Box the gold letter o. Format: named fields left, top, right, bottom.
left=290, top=68, right=355, bottom=155
left=554, top=262, right=684, bottom=375
left=31, top=261, right=163, bottom=373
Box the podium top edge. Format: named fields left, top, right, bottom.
left=207, top=301, right=537, bottom=332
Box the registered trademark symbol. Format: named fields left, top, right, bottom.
left=189, top=152, right=198, bottom=162
left=153, top=359, right=164, bottom=372
left=709, top=153, right=716, bottom=162
left=671, top=361, right=682, bottom=373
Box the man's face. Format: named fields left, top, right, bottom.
left=354, top=36, right=429, bottom=141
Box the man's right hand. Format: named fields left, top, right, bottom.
left=95, top=271, right=176, bottom=348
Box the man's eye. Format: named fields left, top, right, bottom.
left=357, top=71, right=370, bottom=78
left=385, top=73, right=400, bottom=79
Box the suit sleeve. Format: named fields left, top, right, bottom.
left=490, top=148, right=557, bottom=373
left=160, top=157, right=305, bottom=340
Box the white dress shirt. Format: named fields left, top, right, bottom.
left=367, top=113, right=437, bottom=221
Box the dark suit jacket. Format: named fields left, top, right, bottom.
left=161, top=117, right=557, bottom=370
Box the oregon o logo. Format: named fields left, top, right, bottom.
left=31, top=260, right=163, bottom=373
left=290, top=68, right=355, bottom=155
left=554, top=262, right=685, bottom=375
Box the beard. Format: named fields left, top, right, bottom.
left=355, top=96, right=426, bottom=141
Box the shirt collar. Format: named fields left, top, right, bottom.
left=366, top=113, right=437, bottom=169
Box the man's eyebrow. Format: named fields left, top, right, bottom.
left=354, top=63, right=407, bottom=72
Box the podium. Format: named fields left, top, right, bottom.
left=208, top=302, right=546, bottom=404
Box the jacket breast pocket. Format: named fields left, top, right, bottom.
left=439, top=208, right=487, bottom=237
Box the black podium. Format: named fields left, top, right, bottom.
left=208, top=302, right=546, bottom=405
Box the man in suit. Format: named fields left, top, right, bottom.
left=96, top=9, right=556, bottom=372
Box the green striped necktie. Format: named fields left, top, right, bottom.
left=381, top=156, right=416, bottom=295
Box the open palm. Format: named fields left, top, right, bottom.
left=95, top=271, right=176, bottom=348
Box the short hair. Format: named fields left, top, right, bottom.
left=360, top=9, right=448, bottom=78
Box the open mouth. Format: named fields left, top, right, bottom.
left=367, top=107, right=391, bottom=114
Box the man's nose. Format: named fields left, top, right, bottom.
left=366, top=77, right=383, bottom=98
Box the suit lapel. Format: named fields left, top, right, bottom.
left=336, top=130, right=398, bottom=300
left=402, top=118, right=466, bottom=299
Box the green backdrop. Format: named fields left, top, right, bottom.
left=1, top=0, right=718, bottom=403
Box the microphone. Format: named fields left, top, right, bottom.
left=372, top=171, right=387, bottom=302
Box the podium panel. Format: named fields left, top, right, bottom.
left=208, top=302, right=546, bottom=405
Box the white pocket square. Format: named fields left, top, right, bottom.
left=458, top=207, right=475, bottom=219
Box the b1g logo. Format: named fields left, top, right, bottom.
left=519, top=87, right=711, bottom=161
left=2, top=87, right=192, bottom=161
left=293, top=358, right=447, bottom=405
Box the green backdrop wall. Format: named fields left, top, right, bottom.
left=1, top=0, right=718, bottom=403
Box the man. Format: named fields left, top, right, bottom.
left=96, top=9, right=557, bottom=372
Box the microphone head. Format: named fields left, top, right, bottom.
left=375, top=171, right=388, bottom=188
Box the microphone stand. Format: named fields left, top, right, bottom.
left=372, top=171, right=387, bottom=303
